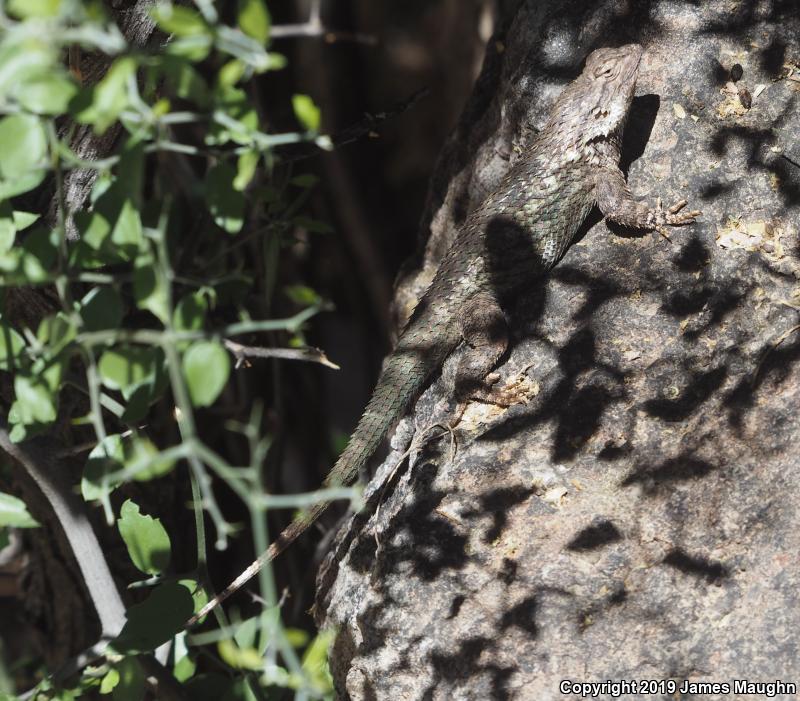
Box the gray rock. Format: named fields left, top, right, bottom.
left=315, top=1, right=800, bottom=699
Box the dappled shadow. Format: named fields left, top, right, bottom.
left=621, top=453, right=719, bottom=492
left=477, top=324, right=626, bottom=463
left=641, top=366, right=727, bottom=422
left=461, top=485, right=535, bottom=544
left=426, top=637, right=516, bottom=701
left=662, top=549, right=730, bottom=583
left=346, top=463, right=470, bottom=583
left=710, top=115, right=800, bottom=208
left=500, top=596, right=539, bottom=636
left=577, top=583, right=628, bottom=631
left=318, top=6, right=800, bottom=697
left=567, top=519, right=623, bottom=551
left=724, top=332, right=800, bottom=428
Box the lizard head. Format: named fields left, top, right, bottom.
left=549, top=43, right=643, bottom=146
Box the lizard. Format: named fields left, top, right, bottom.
left=185, top=43, right=699, bottom=627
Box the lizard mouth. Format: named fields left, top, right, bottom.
left=620, top=43, right=644, bottom=80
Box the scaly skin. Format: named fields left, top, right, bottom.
left=185, top=43, right=699, bottom=627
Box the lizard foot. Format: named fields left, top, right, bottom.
left=469, top=371, right=539, bottom=408
left=648, top=198, right=702, bottom=240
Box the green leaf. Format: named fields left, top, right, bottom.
left=162, top=57, right=210, bottom=106
left=12, top=211, right=39, bottom=230
left=292, top=94, right=320, bottom=132
left=114, top=581, right=195, bottom=653
left=267, top=52, right=288, bottom=70
left=0, top=217, right=13, bottom=255
left=173, top=292, right=207, bottom=332
left=0, top=208, right=39, bottom=256
left=100, top=668, right=120, bottom=694
left=73, top=57, right=137, bottom=134
left=22, top=227, right=58, bottom=277
left=79, top=286, right=124, bottom=332
left=81, top=432, right=176, bottom=502
left=127, top=435, right=176, bottom=482
left=237, top=0, right=271, bottom=45
left=37, top=312, right=77, bottom=354
left=81, top=434, right=125, bottom=502
left=218, top=640, right=262, bottom=671
left=112, top=656, right=145, bottom=701
left=111, top=198, right=143, bottom=250
left=173, top=654, right=196, bottom=683
left=151, top=4, right=210, bottom=37
left=0, top=114, right=47, bottom=194
left=0, top=492, right=40, bottom=528
left=284, top=285, right=321, bottom=306
left=6, top=400, right=50, bottom=442
left=285, top=628, right=310, bottom=648
left=13, top=374, right=57, bottom=425
left=132, top=249, right=169, bottom=324
left=218, top=60, right=246, bottom=88
left=98, top=346, right=163, bottom=396
left=164, top=34, right=212, bottom=62
left=206, top=162, right=245, bottom=234
left=0, top=39, right=56, bottom=102
left=233, top=616, right=259, bottom=650
left=206, top=85, right=257, bottom=147
left=0, top=321, right=26, bottom=371
left=233, top=150, right=259, bottom=191
left=73, top=141, right=143, bottom=266
left=117, top=499, right=171, bottom=575
left=100, top=344, right=168, bottom=424
left=302, top=630, right=335, bottom=694
left=182, top=341, right=230, bottom=407
left=0, top=172, right=46, bottom=200
left=16, top=72, right=78, bottom=115
left=179, top=578, right=208, bottom=615
left=7, top=0, right=61, bottom=19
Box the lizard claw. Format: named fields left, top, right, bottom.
left=647, top=197, right=701, bottom=233
left=666, top=199, right=702, bottom=226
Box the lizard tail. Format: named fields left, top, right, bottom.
left=185, top=345, right=444, bottom=628
left=325, top=344, right=440, bottom=488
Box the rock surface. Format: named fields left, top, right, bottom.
left=316, top=1, right=800, bottom=699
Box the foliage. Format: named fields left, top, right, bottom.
left=0, top=0, right=352, bottom=698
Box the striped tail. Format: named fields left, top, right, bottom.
left=185, top=343, right=445, bottom=627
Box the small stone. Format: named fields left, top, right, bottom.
left=738, top=87, right=752, bottom=109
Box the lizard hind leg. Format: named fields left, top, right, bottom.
left=445, top=292, right=537, bottom=417
left=450, top=291, right=510, bottom=403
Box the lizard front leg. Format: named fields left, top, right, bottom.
left=594, top=166, right=700, bottom=232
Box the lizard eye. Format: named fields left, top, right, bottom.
left=593, top=63, right=616, bottom=79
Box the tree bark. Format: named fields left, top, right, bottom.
left=315, top=1, right=800, bottom=699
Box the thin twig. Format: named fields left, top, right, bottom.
left=271, top=23, right=377, bottom=45
left=271, top=0, right=376, bottom=45
left=224, top=340, right=340, bottom=369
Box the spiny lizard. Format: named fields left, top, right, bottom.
left=186, top=43, right=699, bottom=627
